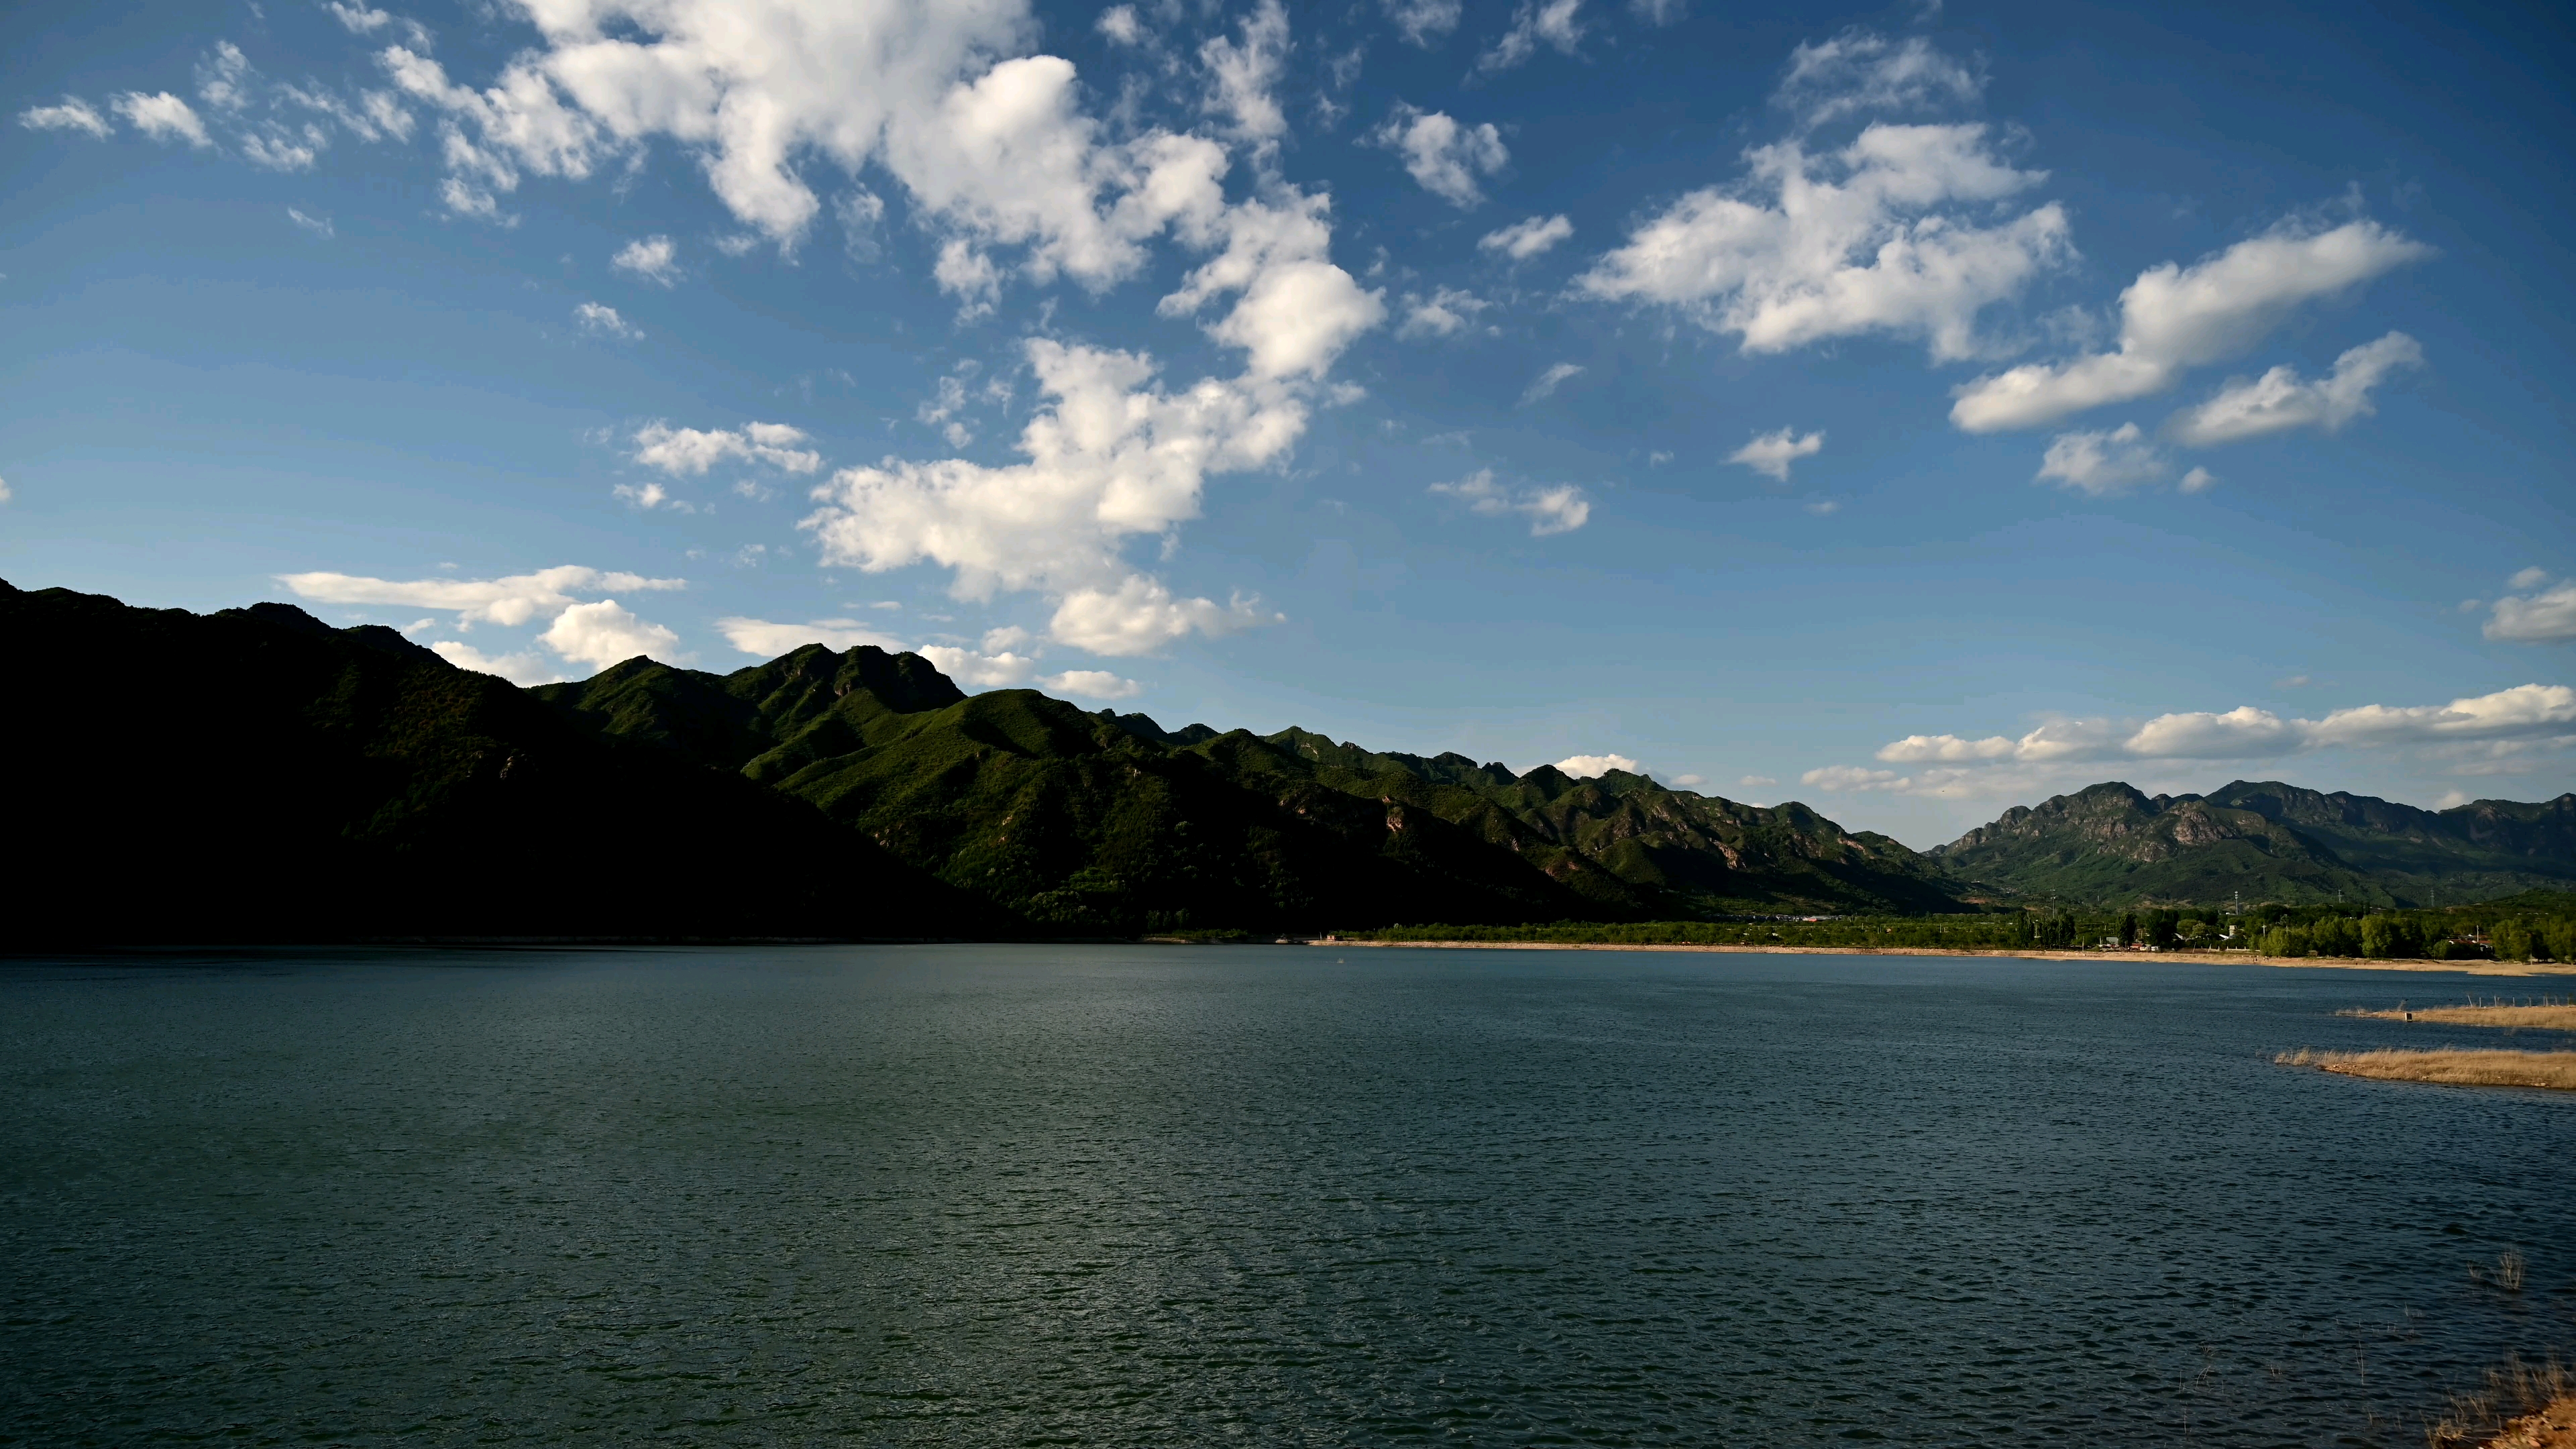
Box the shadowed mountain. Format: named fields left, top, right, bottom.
left=1258, top=729, right=1971, bottom=916
left=1933, top=780, right=2576, bottom=906
left=0, top=582, right=987, bottom=946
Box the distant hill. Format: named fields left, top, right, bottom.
left=0, top=581, right=986, bottom=945
left=1932, top=780, right=2576, bottom=906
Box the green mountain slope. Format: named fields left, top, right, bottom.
left=0, top=581, right=985, bottom=945
left=1933, top=780, right=2576, bottom=906
left=1259, top=729, right=1970, bottom=915
left=539, top=655, right=1973, bottom=926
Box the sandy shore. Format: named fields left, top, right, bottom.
left=1320, top=939, right=2576, bottom=977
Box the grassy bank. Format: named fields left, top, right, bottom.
left=2344, top=999, right=2576, bottom=1030
left=2276, top=1048, right=2576, bottom=1090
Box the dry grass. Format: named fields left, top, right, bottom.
left=2275, top=1048, right=2576, bottom=1090
left=2424, top=1356, right=2574, bottom=1448
left=2344, top=996, right=2576, bottom=1031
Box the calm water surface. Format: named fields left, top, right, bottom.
left=3, top=946, right=2571, bottom=1446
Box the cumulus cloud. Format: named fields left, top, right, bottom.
left=1399, top=286, right=1488, bottom=338
left=1048, top=576, right=1279, bottom=657
left=1386, top=0, right=1462, bottom=45
left=1950, top=221, right=2432, bottom=431
left=1479, top=213, right=1572, bottom=260
left=113, top=91, right=212, bottom=148
left=278, top=564, right=684, bottom=625
left=0, top=474, right=13, bottom=504
left=2034, top=421, right=2167, bottom=495
left=575, top=301, right=641, bottom=339
left=2487, top=574, right=2576, bottom=645
left=714, top=616, right=906, bottom=655
left=1096, top=6, right=1144, bottom=45
left=1776, top=31, right=1979, bottom=130
left=1728, top=427, right=1823, bottom=482
left=2165, top=331, right=2423, bottom=445
left=370, top=0, right=1376, bottom=660
left=916, top=643, right=1042, bottom=687
left=1815, top=684, right=2576, bottom=795
left=1578, top=121, right=2067, bottom=362
left=539, top=598, right=682, bottom=669
left=1479, top=0, right=1585, bottom=72
left=1520, top=362, right=1582, bottom=404
left=802, top=168, right=1379, bottom=654
left=1201, top=0, right=1289, bottom=143
left=1801, top=765, right=1909, bottom=792
left=611, top=480, right=681, bottom=508
left=612, top=234, right=680, bottom=286
left=430, top=640, right=561, bottom=684
left=18, top=97, right=112, bottom=138
left=1373, top=104, right=1507, bottom=207
left=1429, top=470, right=1590, bottom=536
left=1043, top=668, right=1142, bottom=699
left=633, top=421, right=821, bottom=476
left=1555, top=751, right=1641, bottom=777
left=281, top=564, right=687, bottom=681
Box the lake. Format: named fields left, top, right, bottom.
left=3, top=945, right=2569, bottom=1446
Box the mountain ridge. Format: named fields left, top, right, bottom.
left=1934, top=779, right=2576, bottom=906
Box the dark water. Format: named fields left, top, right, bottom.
left=3, top=947, right=2571, bottom=1446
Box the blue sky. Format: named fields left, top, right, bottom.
left=5, top=0, right=2570, bottom=845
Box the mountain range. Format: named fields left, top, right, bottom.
left=5, top=578, right=2569, bottom=944
left=1931, top=780, right=2576, bottom=908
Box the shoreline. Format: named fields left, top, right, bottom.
left=1319, top=939, right=2576, bottom=976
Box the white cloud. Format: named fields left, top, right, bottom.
left=1631, top=0, right=1686, bottom=23
left=539, top=598, right=682, bottom=669
left=837, top=188, right=887, bottom=260
left=1673, top=772, right=1709, bottom=786
left=612, top=234, right=680, bottom=286
left=1047, top=576, right=1279, bottom=657
left=1776, top=31, right=1978, bottom=130
left=1374, top=104, right=1507, bottom=207
left=1521, top=362, right=1582, bottom=404
left=1399, top=286, right=1487, bottom=338
left=2483, top=582, right=2576, bottom=645
left=1950, top=221, right=2432, bottom=431
left=2436, top=788, right=2471, bottom=809
left=1043, top=668, right=1142, bottom=699
left=803, top=177, right=1376, bottom=647
left=1428, top=470, right=1590, bottom=536
left=0, top=474, right=12, bottom=504
left=113, top=91, right=212, bottom=148
left=1832, top=684, right=2576, bottom=796
left=633, top=421, right=821, bottom=475
left=431, top=640, right=561, bottom=684
left=278, top=564, right=684, bottom=625
left=1386, top=0, right=1461, bottom=45
left=1479, top=213, right=1572, bottom=260
left=2034, top=421, right=2167, bottom=495
left=1201, top=0, right=1289, bottom=144
left=715, top=616, right=906, bottom=655
left=1479, top=0, right=1584, bottom=72
left=2180, top=466, right=2216, bottom=493
left=1735, top=773, right=1776, bottom=788
left=286, top=206, right=334, bottom=238
left=325, top=1, right=426, bottom=43
left=1095, top=6, right=1143, bottom=45
left=391, top=0, right=1376, bottom=657
left=2165, top=331, right=2423, bottom=445
left=917, top=643, right=1042, bottom=687
left=18, top=97, right=112, bottom=138
left=1728, top=427, right=1823, bottom=482
left=1556, top=752, right=1641, bottom=777
left=1578, top=121, right=2067, bottom=362
left=2508, top=566, right=2550, bottom=591
left=1801, top=765, right=1910, bottom=792
left=575, top=301, right=641, bottom=339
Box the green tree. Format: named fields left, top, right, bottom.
left=2120, top=912, right=2139, bottom=947
left=2494, top=918, right=2534, bottom=962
